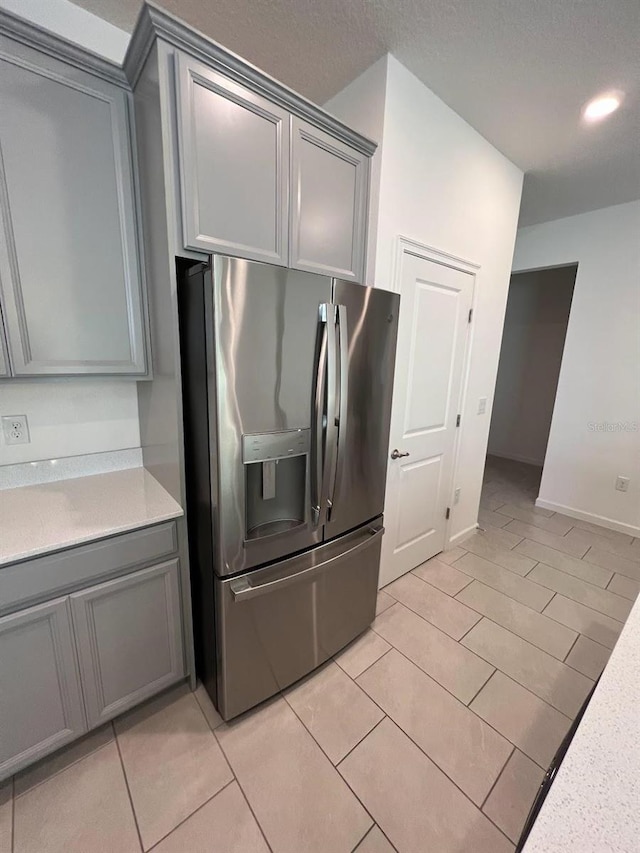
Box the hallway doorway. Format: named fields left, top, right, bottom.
left=483, top=264, right=577, bottom=504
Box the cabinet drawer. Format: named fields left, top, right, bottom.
left=0, top=521, right=177, bottom=616
left=71, top=560, right=184, bottom=727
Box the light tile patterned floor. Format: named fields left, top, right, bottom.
left=2, top=455, right=639, bottom=853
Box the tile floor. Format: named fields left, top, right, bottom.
left=2, top=455, right=638, bottom=853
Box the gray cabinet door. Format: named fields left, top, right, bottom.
left=70, top=560, right=184, bottom=728
left=0, top=45, right=147, bottom=376
left=0, top=597, right=86, bottom=780
left=290, top=117, right=368, bottom=281
left=176, top=53, right=289, bottom=264
left=0, top=312, right=9, bottom=376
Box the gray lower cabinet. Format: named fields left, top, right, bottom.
left=176, top=53, right=290, bottom=265
left=0, top=598, right=86, bottom=779
left=0, top=38, right=148, bottom=376
left=290, top=117, right=368, bottom=280
left=70, top=560, right=184, bottom=727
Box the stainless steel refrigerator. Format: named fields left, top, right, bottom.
left=179, top=255, right=399, bottom=719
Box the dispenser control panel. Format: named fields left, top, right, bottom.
left=242, top=429, right=311, bottom=463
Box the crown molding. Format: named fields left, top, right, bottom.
left=124, top=2, right=377, bottom=157
left=0, top=7, right=128, bottom=88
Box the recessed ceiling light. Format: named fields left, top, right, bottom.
left=582, top=91, right=623, bottom=122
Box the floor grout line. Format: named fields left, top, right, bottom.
left=341, top=703, right=520, bottom=850
left=340, top=637, right=522, bottom=822
left=349, top=822, right=399, bottom=853
left=562, top=631, right=581, bottom=662
left=145, top=778, right=237, bottom=852
left=11, top=728, right=115, bottom=802
left=354, top=636, right=555, bottom=792
left=459, top=615, right=592, bottom=718
left=456, top=613, right=483, bottom=644
left=212, top=728, right=275, bottom=853
left=283, top=673, right=385, bottom=769
left=479, top=744, right=515, bottom=811
left=383, top=580, right=483, bottom=642
left=335, top=714, right=388, bottom=770
left=348, top=645, right=394, bottom=681
left=113, top=726, right=145, bottom=853
left=463, top=664, right=498, bottom=708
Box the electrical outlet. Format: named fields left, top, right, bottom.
left=2, top=414, right=30, bottom=445
left=478, top=397, right=487, bottom=415
left=453, top=487, right=461, bottom=505
left=615, top=476, right=630, bottom=493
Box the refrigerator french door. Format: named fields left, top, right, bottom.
left=180, top=255, right=399, bottom=720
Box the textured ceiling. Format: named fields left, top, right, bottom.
left=70, top=0, right=640, bottom=226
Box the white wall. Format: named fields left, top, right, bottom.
left=328, top=55, right=524, bottom=543
left=0, top=380, right=140, bottom=465
left=488, top=266, right=576, bottom=466
left=513, top=201, right=640, bottom=534
left=325, top=56, right=388, bottom=284
left=0, top=0, right=139, bottom=467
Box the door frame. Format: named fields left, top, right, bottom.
left=388, top=235, right=480, bottom=549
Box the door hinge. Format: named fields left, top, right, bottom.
left=468, top=308, right=473, bottom=323
left=456, top=414, right=461, bottom=427
left=445, top=507, right=451, bottom=520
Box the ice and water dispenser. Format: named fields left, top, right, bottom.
left=242, top=429, right=311, bottom=541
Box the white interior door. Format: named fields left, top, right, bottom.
left=380, top=250, right=474, bottom=587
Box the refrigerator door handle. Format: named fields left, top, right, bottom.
left=327, top=303, right=348, bottom=521
left=311, top=307, right=328, bottom=526
left=322, top=305, right=338, bottom=523
left=229, top=525, right=384, bottom=602
left=312, top=303, right=337, bottom=527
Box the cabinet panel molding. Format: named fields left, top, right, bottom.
left=290, top=117, right=368, bottom=280
left=0, top=597, right=86, bottom=780
left=0, top=302, right=9, bottom=375
left=124, top=4, right=376, bottom=158
left=70, top=560, right=185, bottom=728
left=176, top=52, right=289, bottom=264
left=0, top=43, right=148, bottom=376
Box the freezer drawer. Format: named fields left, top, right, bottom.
left=214, top=519, right=383, bottom=719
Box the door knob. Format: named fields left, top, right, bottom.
left=390, top=449, right=410, bottom=459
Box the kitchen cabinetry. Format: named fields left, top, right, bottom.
left=290, top=117, right=368, bottom=280
left=71, top=560, right=184, bottom=727
left=0, top=30, right=148, bottom=377
left=0, top=598, right=86, bottom=779
left=177, top=54, right=289, bottom=265
left=0, top=315, right=8, bottom=376
left=0, top=525, right=184, bottom=782
left=168, top=29, right=374, bottom=280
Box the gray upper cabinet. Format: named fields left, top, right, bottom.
left=0, top=311, right=8, bottom=376
left=290, top=117, right=368, bottom=280
left=0, top=41, right=147, bottom=376
left=0, top=597, right=86, bottom=779
left=70, top=559, right=184, bottom=728
left=176, top=53, right=290, bottom=265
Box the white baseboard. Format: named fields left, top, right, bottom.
left=447, top=523, right=478, bottom=548
left=487, top=449, right=544, bottom=467
left=535, top=498, right=640, bottom=538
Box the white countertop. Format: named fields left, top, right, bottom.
left=524, top=592, right=640, bottom=852
left=0, top=467, right=184, bottom=566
